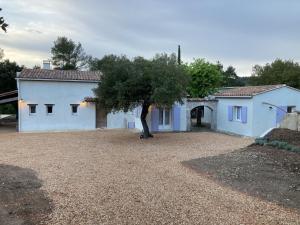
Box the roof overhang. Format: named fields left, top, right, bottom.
left=0, top=90, right=18, bottom=105
left=16, top=78, right=100, bottom=83
left=214, top=96, right=253, bottom=99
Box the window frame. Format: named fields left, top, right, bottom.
left=158, top=107, right=172, bottom=129
left=70, top=104, right=79, bottom=115
left=28, top=104, right=37, bottom=115
left=45, top=104, right=54, bottom=115
left=234, top=106, right=242, bottom=122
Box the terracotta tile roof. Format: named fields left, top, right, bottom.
left=18, top=69, right=101, bottom=82
left=214, top=84, right=286, bottom=97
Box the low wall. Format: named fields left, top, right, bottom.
left=280, top=112, right=300, bottom=131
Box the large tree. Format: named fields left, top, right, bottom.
left=0, top=59, right=22, bottom=114
left=221, top=65, right=245, bottom=87
left=0, top=8, right=8, bottom=32
left=0, top=59, right=22, bottom=93
left=92, top=53, right=189, bottom=138
left=51, top=36, right=90, bottom=70
left=186, top=59, right=223, bottom=98
left=250, top=59, right=300, bottom=89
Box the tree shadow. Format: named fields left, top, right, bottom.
left=0, top=164, right=52, bottom=225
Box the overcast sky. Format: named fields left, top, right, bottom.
left=0, top=0, right=299, bottom=76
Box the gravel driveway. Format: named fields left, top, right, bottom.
left=0, top=130, right=299, bottom=225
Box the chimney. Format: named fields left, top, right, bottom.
left=42, top=60, right=51, bottom=70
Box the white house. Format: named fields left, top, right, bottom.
left=17, top=68, right=102, bottom=132
left=107, top=84, right=300, bottom=137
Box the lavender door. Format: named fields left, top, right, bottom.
left=276, top=106, right=287, bottom=125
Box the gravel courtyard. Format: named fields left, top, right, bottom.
left=0, top=130, right=299, bottom=225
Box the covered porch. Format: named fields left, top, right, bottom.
left=186, top=98, right=218, bottom=131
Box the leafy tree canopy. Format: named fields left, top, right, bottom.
left=186, top=59, right=223, bottom=98
left=222, top=65, right=245, bottom=87
left=0, top=8, right=8, bottom=32
left=51, top=36, right=90, bottom=70
left=92, top=53, right=189, bottom=138
left=250, top=59, right=300, bottom=89
left=0, top=59, right=22, bottom=93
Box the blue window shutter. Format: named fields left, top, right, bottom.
left=241, top=106, right=247, bottom=123
left=276, top=106, right=287, bottom=124
left=151, top=106, right=159, bottom=132
left=228, top=106, right=233, bottom=121
left=172, top=105, right=181, bottom=131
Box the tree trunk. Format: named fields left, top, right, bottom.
left=140, top=102, right=153, bottom=139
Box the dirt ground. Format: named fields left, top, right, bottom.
left=0, top=130, right=299, bottom=225
left=183, top=145, right=300, bottom=210
left=0, top=164, right=52, bottom=225
left=265, top=128, right=300, bottom=147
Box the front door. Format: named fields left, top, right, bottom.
left=96, top=104, right=107, bottom=128
left=158, top=108, right=171, bottom=130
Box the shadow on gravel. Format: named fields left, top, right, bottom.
left=0, top=164, right=52, bottom=225
left=182, top=145, right=300, bottom=210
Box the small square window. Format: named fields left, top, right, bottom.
left=45, top=104, right=54, bottom=115
left=28, top=104, right=37, bottom=115
left=71, top=104, right=79, bottom=114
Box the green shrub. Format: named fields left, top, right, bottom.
left=255, top=138, right=300, bottom=153
left=255, top=138, right=268, bottom=146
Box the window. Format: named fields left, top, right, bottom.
left=28, top=104, right=37, bottom=115
left=287, top=106, right=296, bottom=113
left=159, top=109, right=164, bottom=125
left=45, top=104, right=54, bottom=115
left=234, top=106, right=242, bottom=121
left=158, top=108, right=171, bottom=129
left=71, top=104, right=79, bottom=114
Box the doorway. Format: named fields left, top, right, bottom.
left=158, top=108, right=171, bottom=130
left=96, top=104, right=107, bottom=128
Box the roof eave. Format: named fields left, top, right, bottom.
left=214, top=95, right=253, bottom=99
left=16, top=78, right=100, bottom=83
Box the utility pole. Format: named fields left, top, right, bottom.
left=177, top=45, right=181, bottom=65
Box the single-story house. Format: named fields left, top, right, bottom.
left=16, top=67, right=300, bottom=137
left=17, top=68, right=104, bottom=132
left=214, top=85, right=300, bottom=137
left=107, top=84, right=300, bottom=137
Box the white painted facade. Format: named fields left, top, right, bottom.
left=216, top=98, right=253, bottom=136
left=18, top=80, right=98, bottom=132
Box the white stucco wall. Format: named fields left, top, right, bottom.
left=202, top=107, right=212, bottom=124
left=252, top=86, right=300, bottom=137
left=178, top=100, right=187, bottom=132
left=108, top=102, right=187, bottom=132
left=216, top=98, right=253, bottom=136
left=18, top=80, right=98, bottom=132
left=107, top=110, right=135, bottom=129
